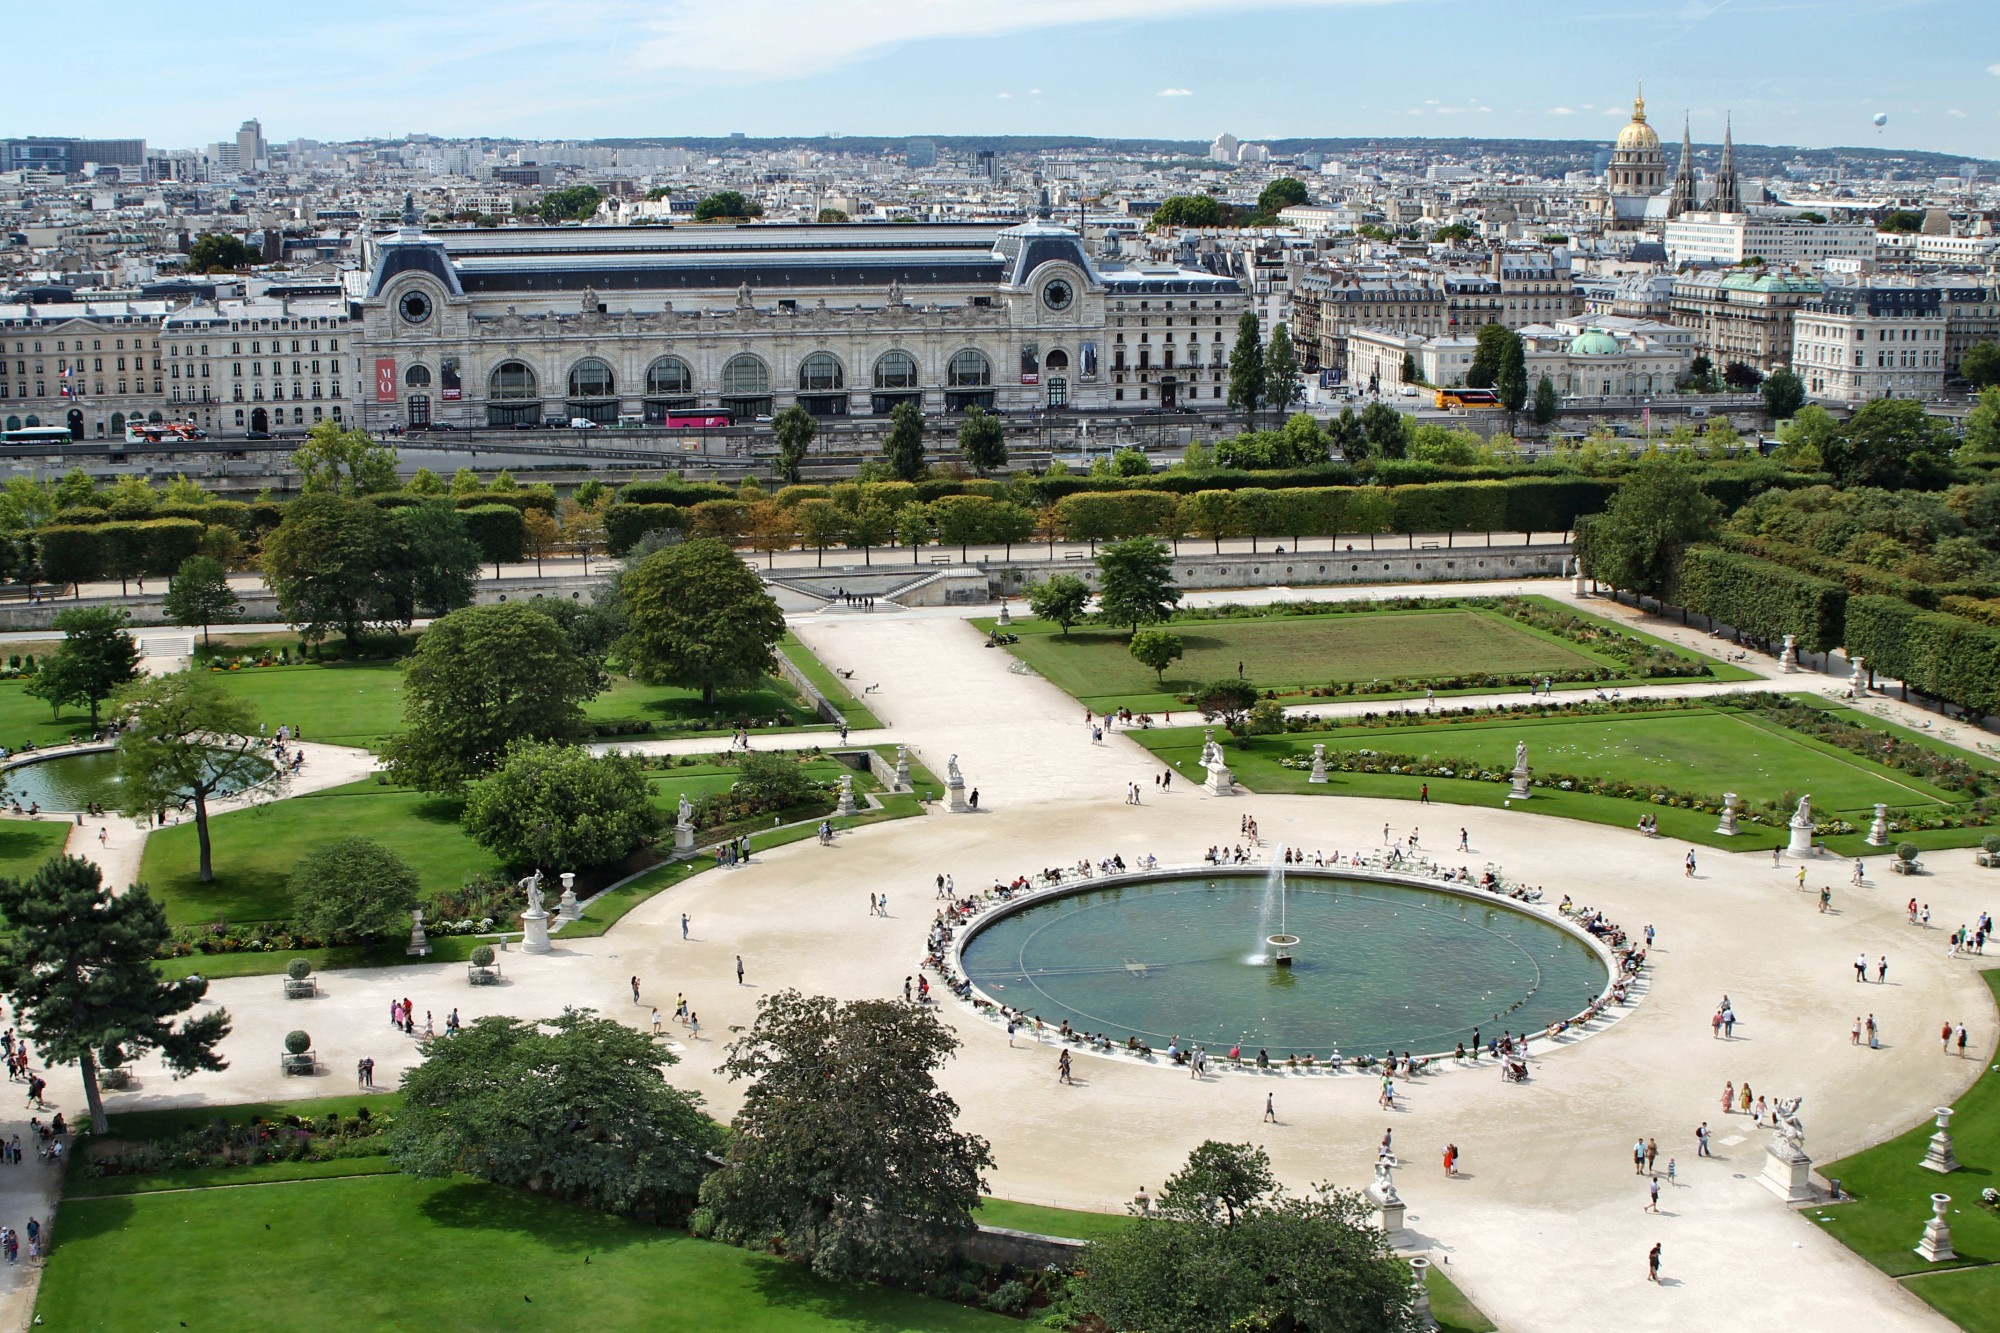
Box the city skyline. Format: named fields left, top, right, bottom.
left=10, top=0, right=1999, bottom=157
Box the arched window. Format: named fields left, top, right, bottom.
left=1045, top=348, right=1070, bottom=371
left=721, top=354, right=769, bottom=397
left=798, top=352, right=845, bottom=392
left=873, top=350, right=919, bottom=389
left=489, top=361, right=537, bottom=400
left=948, top=349, right=991, bottom=387
left=405, top=364, right=432, bottom=388
left=567, top=358, right=615, bottom=398
left=644, top=356, right=693, bottom=397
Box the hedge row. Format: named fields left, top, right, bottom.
left=37, top=518, right=207, bottom=586
left=1671, top=547, right=1848, bottom=655
left=1720, top=532, right=2000, bottom=609
left=1842, top=594, right=2000, bottom=717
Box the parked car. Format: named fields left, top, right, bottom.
left=542, top=415, right=568, bottom=429
left=430, top=421, right=456, bottom=432
left=244, top=430, right=273, bottom=440
left=514, top=421, right=538, bottom=430
left=568, top=417, right=600, bottom=429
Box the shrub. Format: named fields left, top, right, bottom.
left=284, top=1030, right=312, bottom=1055
left=286, top=958, right=312, bottom=981
left=470, top=945, right=496, bottom=968
left=1896, top=842, right=1921, bottom=862
left=1983, top=835, right=2000, bottom=854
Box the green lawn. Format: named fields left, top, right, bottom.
left=992, top=600, right=1742, bottom=713
left=973, top=1198, right=1136, bottom=1242
left=0, top=679, right=110, bottom=750
left=1132, top=702, right=1977, bottom=850
left=1817, top=969, right=2000, bottom=1289
left=1427, top=1265, right=1497, bottom=1333
left=35, top=1174, right=1016, bottom=1332
left=780, top=633, right=882, bottom=730
left=0, top=817, right=71, bottom=880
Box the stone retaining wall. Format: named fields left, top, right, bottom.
left=982, top=541, right=1568, bottom=597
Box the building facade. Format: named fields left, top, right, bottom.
left=1287, top=271, right=1447, bottom=373
left=1662, top=215, right=1876, bottom=269
left=350, top=216, right=1247, bottom=432
left=1794, top=279, right=1947, bottom=405
left=160, top=295, right=355, bottom=437
left=1669, top=269, right=1819, bottom=375
left=0, top=302, right=172, bottom=437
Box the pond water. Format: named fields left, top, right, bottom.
left=4, top=749, right=273, bottom=813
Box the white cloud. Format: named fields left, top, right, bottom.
left=629, top=0, right=1415, bottom=78
left=1157, top=87, right=1193, bottom=97
left=1548, top=106, right=1576, bottom=115
left=1988, top=62, right=2000, bottom=75
left=1477, top=106, right=1493, bottom=113
left=1947, top=108, right=1967, bottom=117
left=1029, top=87, right=1042, bottom=95
left=996, top=91, right=1013, bottom=98
left=1406, top=108, right=1425, bottom=115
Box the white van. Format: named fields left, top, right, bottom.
left=568, top=417, right=600, bottom=429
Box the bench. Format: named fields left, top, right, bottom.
left=930, top=556, right=951, bottom=564
left=1062, top=553, right=1086, bottom=561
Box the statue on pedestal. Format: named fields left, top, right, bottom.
left=519, top=870, right=546, bottom=915
left=1771, top=1096, right=1806, bottom=1156
left=677, top=793, right=695, bottom=830
left=1514, top=741, right=1529, bottom=773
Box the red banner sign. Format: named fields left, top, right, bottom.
left=375, top=358, right=397, bottom=402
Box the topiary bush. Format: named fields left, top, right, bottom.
left=1983, top=835, right=2000, bottom=854
left=470, top=945, right=495, bottom=968
left=286, top=958, right=312, bottom=981
left=284, top=1030, right=311, bottom=1055
left=1896, top=842, right=1921, bottom=862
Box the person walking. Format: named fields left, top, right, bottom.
left=1865, top=1014, right=1878, bottom=1048
left=1648, top=1242, right=1662, bottom=1283
left=1058, top=1050, right=1073, bottom=1085
left=1852, top=858, right=1865, bottom=887
left=651, top=1007, right=661, bottom=1034
left=1721, top=1081, right=1734, bottom=1114
left=1632, top=1137, right=1646, bottom=1174
left=1958, top=1023, right=1970, bottom=1057
left=1943, top=1020, right=1955, bottom=1052
left=1819, top=885, right=1831, bottom=913
left=1645, top=1138, right=1658, bottom=1174
left=1684, top=850, right=1696, bottom=878
left=1263, top=1093, right=1276, bottom=1124
left=1877, top=955, right=1888, bottom=984
left=1696, top=1122, right=1711, bottom=1157
left=1443, top=1143, right=1458, bottom=1176
left=735, top=955, right=745, bottom=986
left=630, top=976, right=641, bottom=1004
left=1646, top=1177, right=1661, bottom=1212
left=680, top=914, right=689, bottom=939
left=1854, top=952, right=1868, bottom=982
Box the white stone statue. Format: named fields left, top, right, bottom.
left=1772, top=1096, right=1806, bottom=1154
left=887, top=278, right=904, bottom=306
left=1791, top=794, right=1813, bottom=826
left=947, top=753, right=963, bottom=785
left=677, top=793, right=695, bottom=830
left=735, top=281, right=754, bottom=309
left=1514, top=741, right=1529, bottom=774
left=519, top=870, right=545, bottom=915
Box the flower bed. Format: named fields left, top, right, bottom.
left=80, top=1107, right=394, bottom=1180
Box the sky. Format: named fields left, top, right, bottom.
left=12, top=0, right=2000, bottom=157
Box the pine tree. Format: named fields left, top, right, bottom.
left=1227, top=312, right=1265, bottom=417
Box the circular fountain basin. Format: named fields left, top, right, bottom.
left=3, top=747, right=273, bottom=813
left=958, top=869, right=1610, bottom=1059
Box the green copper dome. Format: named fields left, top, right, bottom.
left=1567, top=329, right=1621, bottom=357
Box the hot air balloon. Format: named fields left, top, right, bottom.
left=1873, top=112, right=1889, bottom=131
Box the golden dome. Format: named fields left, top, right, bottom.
left=1615, top=88, right=1660, bottom=153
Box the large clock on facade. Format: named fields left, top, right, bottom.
left=1042, top=278, right=1074, bottom=312
left=399, top=290, right=433, bottom=325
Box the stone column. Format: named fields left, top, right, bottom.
left=893, top=745, right=911, bottom=792
left=406, top=907, right=431, bottom=958
left=1867, top=804, right=1890, bottom=848
left=1408, top=1257, right=1434, bottom=1331
left=1715, top=792, right=1738, bottom=837
left=947, top=770, right=970, bottom=813
left=1572, top=558, right=1588, bottom=597
left=557, top=871, right=581, bottom=922
left=837, top=774, right=858, bottom=816
left=1780, top=633, right=1800, bottom=673
left=1916, top=1193, right=1956, bottom=1263
left=1921, top=1107, right=1960, bottom=1174
left=521, top=904, right=553, bottom=955
left=1308, top=743, right=1328, bottom=784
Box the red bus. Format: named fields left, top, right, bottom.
left=663, top=412, right=731, bottom=429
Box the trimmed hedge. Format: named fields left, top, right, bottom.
left=1673, top=547, right=1848, bottom=654
left=618, top=480, right=735, bottom=507
left=604, top=503, right=687, bottom=555
left=1843, top=594, right=2000, bottom=716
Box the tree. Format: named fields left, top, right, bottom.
left=1150, top=195, right=1223, bottom=228
left=842, top=497, right=893, bottom=566
left=287, top=837, right=420, bottom=944
left=1264, top=323, right=1303, bottom=412
left=1128, top=628, right=1184, bottom=682
left=113, top=671, right=268, bottom=883
left=771, top=405, right=817, bottom=484
left=396, top=1008, right=718, bottom=1219
left=892, top=501, right=931, bottom=559
left=1960, top=340, right=2000, bottom=391
left=882, top=401, right=927, bottom=481
left=1255, top=177, right=1310, bottom=216
left=1190, top=678, right=1259, bottom=731
left=1026, top=573, right=1091, bottom=635
left=519, top=507, right=560, bottom=576
left=462, top=740, right=659, bottom=870
left=1433, top=221, right=1476, bottom=245
left=537, top=185, right=603, bottom=222
left=0, top=856, right=229, bottom=1133
left=1179, top=490, right=1240, bottom=552
left=956, top=405, right=1007, bottom=476
left=693, top=190, right=762, bottom=221
left=187, top=232, right=252, bottom=273
left=263, top=495, right=399, bottom=649
left=381, top=604, right=599, bottom=794
left=28, top=607, right=140, bottom=729
left=1574, top=454, right=1719, bottom=599
left=1762, top=366, right=1806, bottom=419
left=291, top=420, right=398, bottom=496
left=1723, top=360, right=1765, bottom=391
left=1962, top=386, right=2000, bottom=459
left=1227, top=312, right=1265, bottom=417
left=160, top=555, right=239, bottom=645
left=622, top=538, right=785, bottom=705
left=795, top=498, right=844, bottom=567
left=406, top=467, right=446, bottom=497
left=1076, top=1140, right=1415, bottom=1333
left=1360, top=400, right=1408, bottom=459
left=1687, top=353, right=1718, bottom=393
left=1822, top=397, right=1951, bottom=490
left=461, top=503, right=527, bottom=577
left=389, top=501, right=482, bottom=620
left=1466, top=323, right=1512, bottom=388
left=815, top=208, right=850, bottom=224
left=1496, top=332, right=1528, bottom=416
left=1096, top=537, right=1182, bottom=636
left=699, top=990, right=992, bottom=1285
left=1880, top=208, right=1924, bottom=234
left=1533, top=374, right=1560, bottom=427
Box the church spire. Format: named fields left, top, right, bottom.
left=1668, top=115, right=1699, bottom=218
left=1632, top=81, right=1648, bottom=123
left=1713, top=114, right=1741, bottom=214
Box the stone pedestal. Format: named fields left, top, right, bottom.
left=557, top=871, right=580, bottom=923
left=997, top=602, right=1011, bottom=627
left=836, top=774, right=858, bottom=817
left=1368, top=1162, right=1410, bottom=1246
left=1204, top=762, right=1236, bottom=796
left=1408, top=1258, right=1434, bottom=1329
left=947, top=775, right=970, bottom=813
left=520, top=907, right=553, bottom=955
left=893, top=745, right=911, bottom=792
left=1572, top=559, right=1588, bottom=596
left=1760, top=1143, right=1815, bottom=1202
left=1867, top=804, right=1891, bottom=848
left=1787, top=799, right=1817, bottom=859
left=1850, top=656, right=1867, bottom=694
left=1921, top=1107, right=1960, bottom=1174
left=1508, top=766, right=1532, bottom=801
left=406, top=908, right=431, bottom=958
left=674, top=823, right=695, bottom=857
left=1308, top=743, right=1328, bottom=784
left=1780, top=633, right=1800, bottom=673
left=1715, top=792, right=1739, bottom=837
left=1917, top=1194, right=1956, bottom=1263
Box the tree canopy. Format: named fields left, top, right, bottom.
left=1761, top=366, right=1806, bottom=420
left=1255, top=177, right=1310, bottom=216
left=698, top=990, right=992, bottom=1285
left=394, top=1008, right=718, bottom=1220
left=622, top=537, right=786, bottom=705
left=187, top=232, right=253, bottom=273
left=1960, top=340, right=2000, bottom=391
left=1026, top=573, right=1091, bottom=636
left=288, top=837, right=421, bottom=944
left=1265, top=323, right=1303, bottom=411
left=291, top=420, right=398, bottom=497
left=1150, top=195, right=1223, bottom=228
left=957, top=405, right=1007, bottom=476
left=113, top=670, right=268, bottom=883
left=771, top=405, right=817, bottom=484
left=162, top=555, right=240, bottom=645
left=1128, top=627, right=1185, bottom=682
left=1096, top=536, right=1182, bottom=636
left=882, top=402, right=927, bottom=481
left=536, top=186, right=603, bottom=222
left=1576, top=453, right=1719, bottom=598
left=460, top=741, right=660, bottom=871
left=262, top=495, right=401, bottom=649
left=694, top=190, right=763, bottom=221
left=1821, top=398, right=1952, bottom=490
left=0, top=856, right=229, bottom=1133
left=382, top=603, right=601, bottom=794
left=1227, top=312, right=1265, bottom=416
left=28, top=606, right=140, bottom=729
